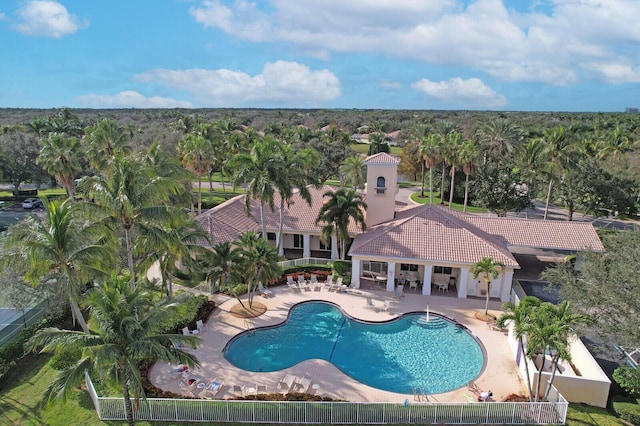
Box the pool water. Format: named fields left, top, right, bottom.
left=223, top=301, right=485, bottom=394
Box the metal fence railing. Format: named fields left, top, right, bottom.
left=0, top=298, right=49, bottom=346
left=85, top=372, right=568, bottom=424
left=278, top=257, right=337, bottom=268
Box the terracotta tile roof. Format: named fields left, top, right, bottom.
left=447, top=211, right=605, bottom=251
left=195, top=185, right=368, bottom=244
left=349, top=204, right=520, bottom=267
left=364, top=152, right=400, bottom=165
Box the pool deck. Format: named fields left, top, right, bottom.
left=150, top=286, right=528, bottom=403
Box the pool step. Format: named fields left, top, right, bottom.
left=415, top=317, right=448, bottom=329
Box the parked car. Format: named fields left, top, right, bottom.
left=22, top=198, right=43, bottom=209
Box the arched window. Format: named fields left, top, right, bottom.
left=376, top=176, right=386, bottom=188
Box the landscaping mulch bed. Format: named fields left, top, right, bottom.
left=474, top=311, right=497, bottom=322
left=229, top=301, right=267, bottom=319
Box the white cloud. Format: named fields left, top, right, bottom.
left=134, top=61, right=341, bottom=107
left=14, top=1, right=86, bottom=38
left=379, top=79, right=401, bottom=90
left=411, top=77, right=507, bottom=108
left=583, top=63, right=640, bottom=84
left=75, top=91, right=193, bottom=108
left=188, top=0, right=640, bottom=86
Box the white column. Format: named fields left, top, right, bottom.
left=330, top=235, right=339, bottom=260
left=458, top=268, right=469, bottom=299
left=303, top=234, right=310, bottom=258
left=422, top=265, right=432, bottom=295
left=501, top=270, right=514, bottom=302
left=351, top=260, right=361, bottom=288
left=386, top=262, right=396, bottom=292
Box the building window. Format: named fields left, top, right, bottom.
left=401, top=264, right=419, bottom=272
left=363, top=261, right=388, bottom=275
left=293, top=234, right=304, bottom=249
left=375, top=176, right=386, bottom=194
left=319, top=238, right=331, bottom=251
left=267, top=232, right=276, bottom=241
left=433, top=266, right=452, bottom=275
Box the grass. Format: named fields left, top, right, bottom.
left=350, top=143, right=403, bottom=156
left=410, top=191, right=487, bottom=214
left=0, top=352, right=627, bottom=425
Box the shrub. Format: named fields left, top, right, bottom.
left=159, top=294, right=209, bottom=334
left=614, top=366, right=640, bottom=398
left=612, top=395, right=640, bottom=424
left=331, top=260, right=351, bottom=277
left=49, top=346, right=82, bottom=370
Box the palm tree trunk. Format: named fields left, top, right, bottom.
left=69, top=296, right=89, bottom=332
left=429, top=167, right=434, bottom=204
left=420, top=161, right=425, bottom=197
left=543, top=355, right=560, bottom=400
left=448, top=167, right=456, bottom=208
left=520, top=339, right=534, bottom=402
left=209, top=171, right=214, bottom=201
left=440, top=162, right=446, bottom=204
left=125, top=228, right=135, bottom=291
left=276, top=198, right=285, bottom=256
left=463, top=173, right=470, bottom=212
left=122, top=379, right=135, bottom=426
left=197, top=176, right=202, bottom=215
left=484, top=280, right=491, bottom=316
left=544, top=179, right=553, bottom=220
left=259, top=201, right=267, bottom=239
left=535, top=354, right=546, bottom=402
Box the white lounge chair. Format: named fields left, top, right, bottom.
left=203, top=378, right=224, bottom=398
left=297, top=275, right=308, bottom=290
left=256, top=384, right=268, bottom=394
left=182, top=327, right=193, bottom=336
left=277, top=374, right=297, bottom=392
left=310, top=274, right=318, bottom=290
left=295, top=375, right=312, bottom=393
left=196, top=320, right=206, bottom=333
left=233, top=384, right=245, bottom=396
left=366, top=297, right=376, bottom=310
left=323, top=275, right=333, bottom=290
left=328, top=277, right=343, bottom=291
left=286, top=276, right=298, bottom=291
left=381, top=300, right=390, bottom=312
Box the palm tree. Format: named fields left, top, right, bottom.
left=340, top=156, right=367, bottom=190
left=497, top=296, right=542, bottom=402
left=315, top=188, right=367, bottom=260
left=36, top=134, right=82, bottom=199
left=236, top=232, right=282, bottom=308
left=420, top=134, right=441, bottom=203
left=205, top=241, right=241, bottom=294
left=83, top=118, right=133, bottom=173
left=367, top=132, right=390, bottom=155
left=177, top=133, right=214, bottom=214
left=4, top=199, right=114, bottom=332
left=81, top=156, right=183, bottom=290
left=475, top=118, right=523, bottom=161
left=470, top=257, right=504, bottom=318
left=228, top=136, right=282, bottom=239
left=459, top=139, right=480, bottom=212
left=434, top=121, right=459, bottom=202
left=445, top=131, right=463, bottom=208
left=526, top=301, right=591, bottom=402
left=540, top=127, right=577, bottom=220
left=514, top=138, right=545, bottom=218
left=596, top=124, right=634, bottom=160
left=26, top=275, right=200, bottom=426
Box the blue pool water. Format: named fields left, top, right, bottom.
left=223, top=301, right=485, bottom=394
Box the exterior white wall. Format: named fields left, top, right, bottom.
left=458, top=268, right=469, bottom=298
left=364, top=162, right=398, bottom=227
left=422, top=266, right=432, bottom=295
left=501, top=270, right=514, bottom=302
left=351, top=260, right=361, bottom=288
left=386, top=262, right=396, bottom=292
left=303, top=234, right=310, bottom=258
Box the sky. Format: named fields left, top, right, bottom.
left=0, top=0, right=638, bottom=112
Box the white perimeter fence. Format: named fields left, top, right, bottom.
left=85, top=372, right=568, bottom=424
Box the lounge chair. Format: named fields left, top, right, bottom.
left=277, top=373, right=297, bottom=392
left=196, top=320, right=206, bottom=333
left=286, top=276, right=298, bottom=291
left=232, top=384, right=245, bottom=396
left=182, top=327, right=193, bottom=336
left=294, top=375, right=312, bottom=393
left=256, top=384, right=268, bottom=394
left=310, top=274, right=318, bottom=290
left=323, top=275, right=333, bottom=290
left=297, top=275, right=308, bottom=290
left=203, top=378, right=224, bottom=398
left=380, top=300, right=390, bottom=312
left=328, top=277, right=343, bottom=291
left=260, top=287, right=273, bottom=298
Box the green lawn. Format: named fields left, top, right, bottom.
left=410, top=191, right=487, bottom=214
left=0, top=353, right=625, bottom=425
left=350, top=143, right=403, bottom=156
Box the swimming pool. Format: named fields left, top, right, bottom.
left=223, top=301, right=485, bottom=394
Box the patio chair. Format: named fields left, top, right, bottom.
left=409, top=280, right=418, bottom=292
left=366, top=297, right=377, bottom=311
left=182, top=326, right=193, bottom=336
left=256, top=384, right=268, bottom=394
left=196, top=320, right=207, bottom=333
left=260, top=286, right=273, bottom=298
left=286, top=275, right=298, bottom=291
left=277, top=373, right=297, bottom=392
left=381, top=300, right=390, bottom=312
left=330, top=277, right=343, bottom=291
left=309, top=274, right=318, bottom=290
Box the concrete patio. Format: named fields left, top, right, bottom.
left=149, top=285, right=528, bottom=403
